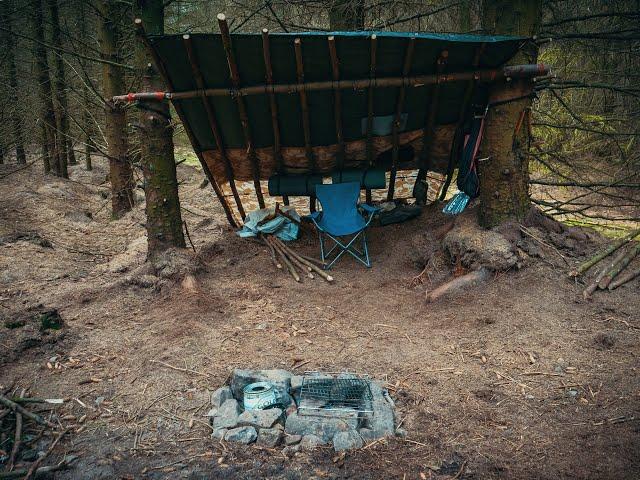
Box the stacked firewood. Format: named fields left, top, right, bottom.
left=570, top=228, right=640, bottom=298
left=260, top=234, right=334, bottom=283
left=0, top=393, right=74, bottom=478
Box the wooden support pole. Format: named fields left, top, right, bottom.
left=387, top=37, right=416, bottom=201
left=294, top=37, right=317, bottom=212
left=134, top=19, right=238, bottom=227
left=218, top=13, right=266, bottom=209
left=414, top=49, right=448, bottom=204
left=365, top=34, right=377, bottom=204
left=439, top=43, right=485, bottom=201
left=328, top=36, right=345, bottom=169
left=183, top=34, right=246, bottom=220
left=261, top=28, right=288, bottom=206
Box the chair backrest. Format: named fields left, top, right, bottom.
left=315, top=182, right=360, bottom=219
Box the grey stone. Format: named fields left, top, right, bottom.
left=300, top=434, right=324, bottom=450
left=366, top=382, right=396, bottom=438
left=224, top=426, right=257, bottom=444
left=237, top=408, right=283, bottom=429
left=206, top=407, right=218, bottom=419
left=284, top=434, right=302, bottom=446
left=359, top=428, right=377, bottom=442
left=211, top=386, right=234, bottom=408
left=211, top=428, right=227, bottom=440
left=230, top=369, right=292, bottom=405
left=212, top=399, right=240, bottom=429
left=285, top=411, right=358, bottom=443
left=282, top=445, right=300, bottom=457
left=256, top=428, right=282, bottom=448
left=333, top=430, right=363, bottom=451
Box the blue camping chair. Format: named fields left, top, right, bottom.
left=309, top=182, right=378, bottom=269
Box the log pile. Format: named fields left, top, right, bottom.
left=569, top=228, right=640, bottom=298
left=0, top=393, right=75, bottom=478
left=260, top=235, right=333, bottom=284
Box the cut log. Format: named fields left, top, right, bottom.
left=570, top=227, right=640, bottom=277
left=583, top=247, right=628, bottom=298
left=608, top=264, right=640, bottom=290
left=598, top=242, right=640, bottom=290
left=425, top=267, right=490, bottom=303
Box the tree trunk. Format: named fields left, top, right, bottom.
left=328, top=0, right=365, bottom=30
left=47, top=0, right=70, bottom=177
left=1, top=6, right=27, bottom=164
left=32, top=0, right=57, bottom=175
left=478, top=0, right=541, bottom=227
left=135, top=0, right=186, bottom=257
left=98, top=0, right=135, bottom=218
left=79, top=0, right=93, bottom=171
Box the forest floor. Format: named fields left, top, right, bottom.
left=0, top=156, right=639, bottom=479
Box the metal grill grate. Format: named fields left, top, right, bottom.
left=298, top=372, right=373, bottom=417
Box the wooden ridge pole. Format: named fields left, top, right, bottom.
left=328, top=36, right=345, bottom=169
left=439, top=43, right=485, bottom=201
left=387, top=37, right=416, bottom=201
left=183, top=34, right=246, bottom=219
left=294, top=37, right=317, bottom=212
left=261, top=28, right=289, bottom=206
left=115, top=64, right=550, bottom=102
left=133, top=19, right=238, bottom=228
left=365, top=34, right=377, bottom=205
left=413, top=49, right=448, bottom=204
left=217, top=13, right=266, bottom=209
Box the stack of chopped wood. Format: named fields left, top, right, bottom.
left=0, top=393, right=74, bottom=478
left=260, top=234, right=333, bottom=283
left=569, top=228, right=640, bottom=298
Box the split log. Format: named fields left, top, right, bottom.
left=608, top=264, right=640, bottom=290
left=570, top=227, right=640, bottom=277
left=598, top=242, right=640, bottom=290
left=425, top=267, right=490, bottom=303
left=583, top=247, right=628, bottom=298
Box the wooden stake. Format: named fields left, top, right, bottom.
left=414, top=50, right=448, bottom=202
left=183, top=34, right=246, bottom=219
left=328, top=36, right=345, bottom=169
left=134, top=19, right=238, bottom=227
left=273, top=237, right=334, bottom=282
left=218, top=13, right=265, bottom=209
left=261, top=29, right=288, bottom=206
left=365, top=34, right=377, bottom=204
left=570, top=227, right=640, bottom=277
left=266, top=236, right=300, bottom=282
left=388, top=37, right=416, bottom=201
left=583, top=247, right=628, bottom=298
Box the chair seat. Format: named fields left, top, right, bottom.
left=315, top=211, right=366, bottom=236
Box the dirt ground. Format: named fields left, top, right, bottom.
left=1, top=157, right=639, bottom=479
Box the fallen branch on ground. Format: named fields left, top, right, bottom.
left=0, top=394, right=57, bottom=428
left=608, top=264, right=640, bottom=290
left=425, top=268, right=490, bottom=303
left=598, top=242, right=640, bottom=289
left=570, top=227, right=640, bottom=277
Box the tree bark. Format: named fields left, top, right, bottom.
left=47, top=0, right=70, bottom=177
left=478, top=0, right=542, bottom=227
left=32, top=0, right=57, bottom=175
left=329, top=0, right=365, bottom=30
left=1, top=6, right=27, bottom=164
left=134, top=0, right=186, bottom=257
left=98, top=0, right=135, bottom=218
left=79, top=0, right=93, bottom=171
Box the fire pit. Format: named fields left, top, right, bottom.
left=207, top=369, right=399, bottom=452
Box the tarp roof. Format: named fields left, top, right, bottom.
left=148, top=31, right=525, bottom=152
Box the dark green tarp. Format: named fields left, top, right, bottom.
left=148, top=31, right=525, bottom=153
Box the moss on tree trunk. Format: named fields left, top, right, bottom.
left=98, top=0, right=135, bottom=218
left=478, top=0, right=541, bottom=227
left=135, top=0, right=185, bottom=257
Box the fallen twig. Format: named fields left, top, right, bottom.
left=0, top=394, right=57, bottom=428
left=0, top=456, right=76, bottom=479
left=150, top=360, right=209, bottom=377
left=7, top=412, right=22, bottom=471
left=24, top=428, right=69, bottom=480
